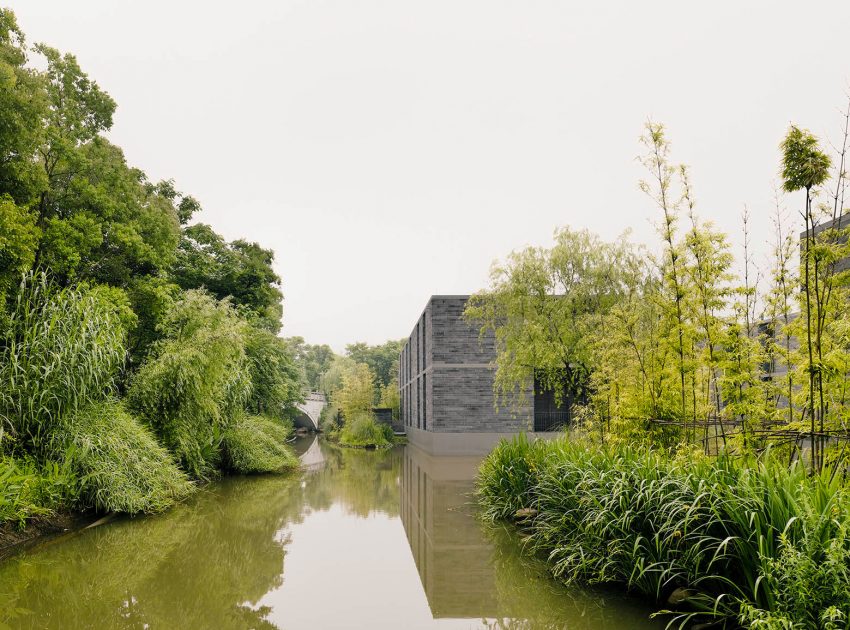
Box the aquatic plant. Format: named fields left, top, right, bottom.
left=476, top=433, right=550, bottom=522
left=221, top=414, right=298, bottom=474
left=477, top=436, right=850, bottom=628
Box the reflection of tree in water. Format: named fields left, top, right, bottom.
left=303, top=442, right=400, bottom=518
left=0, top=440, right=402, bottom=629
left=480, top=523, right=660, bottom=630
left=0, top=473, right=305, bottom=629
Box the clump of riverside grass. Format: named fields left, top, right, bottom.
left=477, top=436, right=850, bottom=629
left=222, top=415, right=299, bottom=474
left=63, top=400, right=193, bottom=514
left=338, top=412, right=394, bottom=449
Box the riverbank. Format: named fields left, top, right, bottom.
left=476, top=435, right=850, bottom=629
left=0, top=511, right=84, bottom=562
left=0, top=458, right=300, bottom=558
left=0, top=414, right=300, bottom=553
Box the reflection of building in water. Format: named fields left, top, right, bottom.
left=400, top=444, right=498, bottom=619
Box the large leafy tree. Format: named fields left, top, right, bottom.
left=37, top=138, right=182, bottom=286
left=0, top=25, right=185, bottom=295
left=173, top=224, right=283, bottom=332
left=466, top=228, right=638, bottom=412
left=0, top=10, right=46, bottom=205
left=335, top=363, right=376, bottom=420
left=0, top=196, right=39, bottom=303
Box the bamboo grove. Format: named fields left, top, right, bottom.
left=467, top=104, right=850, bottom=473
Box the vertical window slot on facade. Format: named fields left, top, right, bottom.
left=422, top=373, right=427, bottom=430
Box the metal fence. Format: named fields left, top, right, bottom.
left=533, top=411, right=572, bottom=432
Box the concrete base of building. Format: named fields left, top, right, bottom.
left=405, top=426, right=562, bottom=456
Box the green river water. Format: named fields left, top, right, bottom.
left=0, top=438, right=663, bottom=629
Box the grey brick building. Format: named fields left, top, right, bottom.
left=399, top=296, right=562, bottom=454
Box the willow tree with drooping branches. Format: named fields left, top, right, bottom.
left=465, top=227, right=640, bottom=436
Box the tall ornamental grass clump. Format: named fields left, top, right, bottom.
left=477, top=436, right=850, bottom=629
left=127, top=290, right=251, bottom=480
left=338, top=412, right=393, bottom=448
left=0, top=274, right=127, bottom=453
left=62, top=400, right=193, bottom=514
left=221, top=414, right=298, bottom=474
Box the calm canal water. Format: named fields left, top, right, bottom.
left=0, top=438, right=663, bottom=629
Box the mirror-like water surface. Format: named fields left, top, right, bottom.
left=0, top=438, right=663, bottom=629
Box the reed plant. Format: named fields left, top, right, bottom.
left=221, top=414, right=298, bottom=474
left=477, top=436, right=850, bottom=629
left=476, top=433, right=550, bottom=521
left=0, top=273, right=127, bottom=454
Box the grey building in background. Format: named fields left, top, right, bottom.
left=399, top=295, right=562, bottom=455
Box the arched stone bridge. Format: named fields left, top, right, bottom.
left=294, top=392, right=326, bottom=430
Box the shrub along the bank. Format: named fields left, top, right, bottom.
left=127, top=290, right=252, bottom=480
left=338, top=413, right=394, bottom=449
left=477, top=435, right=850, bottom=629
left=222, top=415, right=298, bottom=474
left=0, top=280, right=299, bottom=531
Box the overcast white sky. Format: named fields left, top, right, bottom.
left=8, top=1, right=850, bottom=351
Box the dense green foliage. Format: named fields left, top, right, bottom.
left=0, top=9, right=301, bottom=531
left=64, top=400, right=193, bottom=514
left=478, top=437, right=850, bottom=629
left=299, top=339, right=403, bottom=439
left=284, top=336, right=335, bottom=392
left=317, top=352, right=399, bottom=447
left=468, top=115, right=850, bottom=464
left=0, top=456, right=74, bottom=528
left=345, top=340, right=403, bottom=390
left=173, top=224, right=283, bottom=332
left=127, top=291, right=251, bottom=479
left=338, top=412, right=394, bottom=449
left=222, top=415, right=298, bottom=473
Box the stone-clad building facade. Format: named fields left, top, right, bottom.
left=400, top=296, right=559, bottom=455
